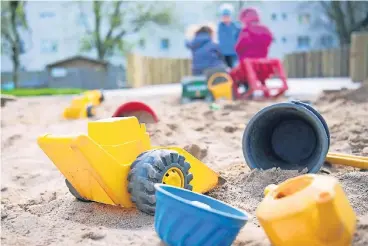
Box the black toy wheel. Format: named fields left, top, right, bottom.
left=99, top=90, right=105, bottom=103
left=86, top=105, right=95, bottom=118
left=127, top=149, right=193, bottom=215
left=65, top=179, right=91, bottom=202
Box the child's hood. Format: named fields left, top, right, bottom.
left=188, top=33, right=212, bottom=49
left=239, top=8, right=260, bottom=25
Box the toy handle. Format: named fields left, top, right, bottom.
left=207, top=72, right=233, bottom=90
left=326, top=152, right=368, bottom=169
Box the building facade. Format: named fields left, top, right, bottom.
left=1, top=1, right=338, bottom=72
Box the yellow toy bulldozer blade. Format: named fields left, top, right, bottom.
left=37, top=117, right=224, bottom=212
left=37, top=134, right=131, bottom=207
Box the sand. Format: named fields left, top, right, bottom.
left=1, top=86, right=368, bottom=245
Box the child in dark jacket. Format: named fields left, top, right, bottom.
left=186, top=26, right=226, bottom=76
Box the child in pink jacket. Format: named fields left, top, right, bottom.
left=235, top=8, right=273, bottom=61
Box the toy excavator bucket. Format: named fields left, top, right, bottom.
left=37, top=134, right=138, bottom=208
left=63, top=90, right=101, bottom=119
left=38, top=117, right=224, bottom=212
left=153, top=146, right=224, bottom=194
left=112, top=101, right=159, bottom=123
left=63, top=98, right=91, bottom=119
left=38, top=137, right=223, bottom=205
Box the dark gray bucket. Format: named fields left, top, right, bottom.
left=242, top=101, right=330, bottom=173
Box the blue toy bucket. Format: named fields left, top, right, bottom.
left=242, top=101, right=330, bottom=173
left=154, top=184, right=249, bottom=246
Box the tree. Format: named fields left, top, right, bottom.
left=79, top=1, right=174, bottom=61
left=318, top=1, right=368, bottom=45
left=1, top=1, right=28, bottom=88
left=351, top=11, right=368, bottom=32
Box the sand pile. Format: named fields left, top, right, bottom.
left=210, top=166, right=368, bottom=216
left=315, top=85, right=368, bottom=156
left=1, top=91, right=368, bottom=245
left=319, top=83, right=368, bottom=104
left=210, top=167, right=306, bottom=217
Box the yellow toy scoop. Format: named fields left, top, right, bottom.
left=326, top=152, right=368, bottom=169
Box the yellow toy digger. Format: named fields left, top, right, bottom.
left=37, top=117, right=221, bottom=215
left=63, top=89, right=104, bottom=119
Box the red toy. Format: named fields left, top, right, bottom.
left=112, top=101, right=159, bottom=123
left=230, top=8, right=288, bottom=100
left=230, top=58, right=288, bottom=100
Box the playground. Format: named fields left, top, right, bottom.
left=1, top=80, right=368, bottom=245
left=1, top=1, right=368, bottom=245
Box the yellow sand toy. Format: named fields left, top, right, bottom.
left=206, top=72, right=234, bottom=102
left=37, top=117, right=221, bottom=215
left=63, top=89, right=104, bottom=119
left=326, top=152, right=368, bottom=169
left=256, top=174, right=356, bottom=246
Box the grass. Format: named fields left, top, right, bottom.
left=0, top=88, right=85, bottom=97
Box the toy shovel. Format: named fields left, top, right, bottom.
left=326, top=152, right=368, bottom=170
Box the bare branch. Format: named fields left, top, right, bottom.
left=93, top=1, right=103, bottom=59
left=2, top=30, right=15, bottom=44
left=81, top=1, right=173, bottom=60
left=112, top=29, right=127, bottom=43
left=351, top=11, right=368, bottom=32
left=346, top=1, right=356, bottom=29
left=319, top=1, right=335, bottom=20
left=104, top=1, right=123, bottom=43
left=332, top=1, right=350, bottom=44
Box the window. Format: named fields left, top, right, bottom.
left=51, top=68, right=67, bottom=78
left=271, top=13, right=277, bottom=21
left=160, top=38, right=169, bottom=50
left=282, top=13, right=287, bottom=20
left=298, top=13, right=310, bottom=24
left=320, top=35, right=333, bottom=48
left=39, top=12, right=55, bottom=18
left=282, top=37, right=287, bottom=43
left=297, top=36, right=310, bottom=48
left=41, top=40, right=58, bottom=53
left=139, top=39, right=146, bottom=49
